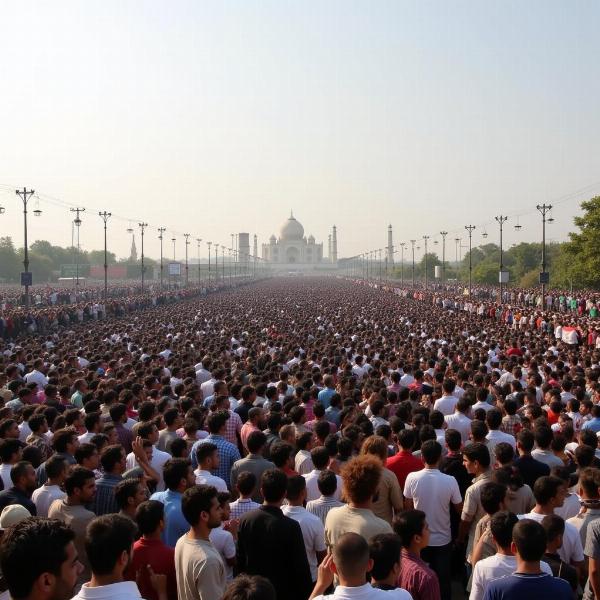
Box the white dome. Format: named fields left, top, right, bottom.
left=279, top=214, right=304, bottom=240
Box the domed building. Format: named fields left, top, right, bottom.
left=262, top=212, right=336, bottom=268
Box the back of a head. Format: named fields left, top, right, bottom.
left=333, top=532, right=370, bottom=579
left=512, top=519, right=547, bottom=562
left=420, top=440, right=442, bottom=466
left=317, top=469, right=338, bottom=497
left=223, top=575, right=276, bottom=600
left=260, top=468, right=288, bottom=503
left=135, top=500, right=164, bottom=536
left=532, top=475, right=563, bottom=506
left=393, top=509, right=426, bottom=549
left=490, top=510, right=518, bottom=549
left=85, top=514, right=138, bottom=576
left=340, top=455, right=382, bottom=505
left=369, top=533, right=402, bottom=582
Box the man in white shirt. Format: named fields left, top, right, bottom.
left=470, top=511, right=552, bottom=600
left=24, top=359, right=48, bottom=389
left=518, top=475, right=584, bottom=568
left=193, top=442, right=229, bottom=493
left=31, top=455, right=67, bottom=517
left=303, top=447, right=343, bottom=502
left=444, top=398, right=473, bottom=443
left=283, top=475, right=327, bottom=583
left=484, top=409, right=516, bottom=457
left=124, top=423, right=170, bottom=491
left=404, top=440, right=462, bottom=600
left=433, top=380, right=459, bottom=416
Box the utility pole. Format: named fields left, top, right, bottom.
left=410, top=240, right=416, bottom=287
left=440, top=231, right=448, bottom=286
left=98, top=211, right=111, bottom=300
left=196, top=238, right=202, bottom=285
left=537, top=204, right=552, bottom=299
left=139, top=222, right=148, bottom=292
left=400, top=242, right=405, bottom=286
left=221, top=245, right=225, bottom=282
left=184, top=233, right=190, bottom=286
left=454, top=238, right=461, bottom=282
left=423, top=235, right=430, bottom=290
left=15, top=188, right=36, bottom=308
left=207, top=241, right=212, bottom=285
left=70, top=207, right=85, bottom=297
left=158, top=227, right=166, bottom=289
left=495, top=216, right=508, bottom=303
left=464, top=225, right=476, bottom=297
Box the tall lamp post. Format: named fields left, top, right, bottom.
left=537, top=204, right=552, bottom=299
left=464, top=225, right=476, bottom=297
left=70, top=207, right=85, bottom=297
left=15, top=188, right=39, bottom=308
left=98, top=211, right=112, bottom=300
left=221, top=245, right=225, bottom=282
left=158, top=227, right=166, bottom=289
left=399, top=242, right=405, bottom=286
left=183, top=233, right=190, bottom=286
left=410, top=240, right=416, bottom=287
left=138, top=223, right=148, bottom=291
left=440, top=231, right=448, bottom=286
left=196, top=238, right=202, bottom=285
left=423, top=235, right=430, bottom=290
left=495, top=216, right=508, bottom=303
left=207, top=241, right=212, bottom=285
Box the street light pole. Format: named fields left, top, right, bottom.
left=495, top=215, right=508, bottom=303
left=207, top=241, right=212, bottom=285
left=158, top=227, right=166, bottom=289
left=99, top=211, right=112, bottom=300
left=400, top=243, right=405, bottom=286
left=454, top=238, right=461, bottom=282
left=464, top=225, right=476, bottom=297
left=440, top=231, right=448, bottom=287
left=15, top=188, right=37, bottom=308
left=410, top=240, right=416, bottom=287
left=423, top=236, right=430, bottom=290
left=537, top=204, right=552, bottom=299
left=196, top=238, right=202, bottom=285
left=138, top=222, right=148, bottom=292
left=184, top=233, right=190, bottom=286
left=70, top=207, right=85, bottom=297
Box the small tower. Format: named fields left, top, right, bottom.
left=129, top=235, right=138, bottom=262
left=387, top=224, right=394, bottom=265
left=253, top=234, right=258, bottom=260
left=332, top=225, right=338, bottom=263
left=328, top=235, right=332, bottom=261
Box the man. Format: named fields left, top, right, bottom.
left=444, top=398, right=472, bottom=443
left=0, top=517, right=83, bottom=600
left=93, top=444, right=126, bottom=516
left=240, top=407, right=264, bottom=452
left=71, top=514, right=140, bottom=600
left=175, top=484, right=226, bottom=600
left=541, top=514, right=578, bottom=592
left=282, top=475, right=327, bottom=583
left=394, top=509, right=440, bottom=600
left=518, top=475, right=584, bottom=569
left=125, top=423, right=171, bottom=491
left=531, top=426, right=563, bottom=469
left=470, top=511, right=552, bottom=600
left=229, top=472, right=261, bottom=520
left=230, top=431, right=275, bottom=502
left=190, top=411, right=241, bottom=483
left=25, top=414, right=53, bottom=461
left=194, top=442, right=228, bottom=492
left=403, top=440, right=462, bottom=600
left=304, top=446, right=343, bottom=503
left=237, top=469, right=312, bottom=600
left=37, top=428, right=78, bottom=486
left=317, top=375, right=336, bottom=409
left=325, top=455, right=392, bottom=549
left=49, top=466, right=97, bottom=584
left=158, top=408, right=182, bottom=453
left=513, top=429, right=550, bottom=490
left=115, top=477, right=148, bottom=521
left=433, top=380, right=459, bottom=416
left=306, top=470, right=345, bottom=526
left=369, top=533, right=403, bottom=591
left=484, top=410, right=516, bottom=457
left=568, top=466, right=600, bottom=545
left=295, top=431, right=315, bottom=475
left=0, top=438, right=23, bottom=489
left=126, top=500, right=177, bottom=600
left=482, top=519, right=571, bottom=600
left=309, top=532, right=412, bottom=600
left=0, top=460, right=37, bottom=515
left=458, top=443, right=492, bottom=563
left=150, top=458, right=196, bottom=547
left=31, top=454, right=67, bottom=517
left=386, top=429, right=424, bottom=490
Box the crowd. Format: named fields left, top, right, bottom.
left=0, top=276, right=598, bottom=600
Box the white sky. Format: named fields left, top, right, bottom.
left=1, top=1, right=599, bottom=261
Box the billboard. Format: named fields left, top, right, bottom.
left=168, top=262, right=181, bottom=276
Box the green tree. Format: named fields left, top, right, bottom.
left=0, top=237, right=20, bottom=281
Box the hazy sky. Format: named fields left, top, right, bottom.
left=1, top=1, right=599, bottom=261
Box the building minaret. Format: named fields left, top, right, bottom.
left=328, top=234, right=332, bottom=261
left=253, top=234, right=258, bottom=259
left=387, top=224, right=394, bottom=264
left=332, top=225, right=338, bottom=263
left=129, top=235, right=137, bottom=262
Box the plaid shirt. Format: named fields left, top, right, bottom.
left=92, top=473, right=122, bottom=516
left=223, top=410, right=243, bottom=446
left=306, top=495, right=345, bottom=526
left=230, top=498, right=261, bottom=520
left=190, top=434, right=241, bottom=484
left=501, top=414, right=522, bottom=436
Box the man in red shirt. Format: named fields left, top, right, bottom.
left=386, top=430, right=424, bottom=489
left=126, top=500, right=177, bottom=600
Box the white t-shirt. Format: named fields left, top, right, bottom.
left=304, top=470, right=342, bottom=502
left=209, top=525, right=236, bottom=581
left=282, top=505, right=327, bottom=581
left=31, top=484, right=66, bottom=518
left=313, top=582, right=413, bottom=600
left=470, top=553, right=552, bottom=600
left=444, top=412, right=472, bottom=442
left=403, top=468, right=462, bottom=546
left=125, top=446, right=171, bottom=491
left=518, top=511, right=584, bottom=564
left=433, top=395, right=459, bottom=416
left=194, top=469, right=228, bottom=493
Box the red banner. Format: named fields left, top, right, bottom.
left=89, top=265, right=128, bottom=279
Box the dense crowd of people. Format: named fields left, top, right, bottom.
left=0, top=276, right=599, bottom=600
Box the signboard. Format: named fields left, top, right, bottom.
left=434, top=266, right=442, bottom=279
left=498, top=270, right=510, bottom=284
left=20, top=272, right=32, bottom=286
left=168, top=262, right=181, bottom=276
left=539, top=271, right=550, bottom=284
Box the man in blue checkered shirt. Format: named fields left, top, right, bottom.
left=190, top=411, right=240, bottom=486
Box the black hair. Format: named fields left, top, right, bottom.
left=369, top=533, right=402, bottom=581
left=85, top=514, right=138, bottom=575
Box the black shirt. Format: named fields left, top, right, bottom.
left=0, top=487, right=37, bottom=516
left=513, top=455, right=550, bottom=490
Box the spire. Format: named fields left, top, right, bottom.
left=290, top=209, right=294, bottom=219
left=129, top=234, right=138, bottom=262
left=332, top=225, right=338, bottom=263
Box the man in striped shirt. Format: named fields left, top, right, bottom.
left=230, top=472, right=261, bottom=520
left=306, top=470, right=344, bottom=525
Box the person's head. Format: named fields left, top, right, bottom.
left=511, top=519, right=547, bottom=562
left=64, top=466, right=97, bottom=504
left=393, top=509, right=430, bottom=551
left=359, top=435, right=388, bottom=463
left=11, top=461, right=37, bottom=493
left=286, top=475, right=307, bottom=506
left=45, top=455, right=67, bottom=485
left=534, top=426, right=553, bottom=450
left=310, top=446, right=330, bottom=471
left=517, top=429, right=535, bottom=454
left=260, top=468, right=288, bottom=504
left=1, top=517, right=82, bottom=600
left=222, top=575, right=276, bottom=600
left=542, top=513, right=566, bottom=554
left=52, top=429, right=79, bottom=456
left=100, top=445, right=126, bottom=475
left=269, top=442, right=294, bottom=469
left=317, top=469, right=338, bottom=498
left=0, top=438, right=23, bottom=464
left=246, top=431, right=267, bottom=455
left=420, top=440, right=442, bottom=467
left=85, top=514, right=137, bottom=579
left=340, top=455, right=381, bottom=506
left=462, top=442, right=491, bottom=475
left=331, top=532, right=372, bottom=582
left=578, top=467, right=600, bottom=500
left=368, top=533, right=402, bottom=584
left=196, top=442, right=219, bottom=471
left=398, top=429, right=416, bottom=451
left=533, top=475, right=566, bottom=509
left=480, top=482, right=508, bottom=515
left=181, top=484, right=222, bottom=530
left=444, top=429, right=462, bottom=452
left=114, top=478, right=147, bottom=513
left=135, top=500, right=165, bottom=537
left=490, top=510, right=519, bottom=550
left=163, top=458, right=195, bottom=492
left=494, top=442, right=514, bottom=467
left=235, top=471, right=257, bottom=499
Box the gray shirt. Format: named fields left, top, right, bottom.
left=230, top=454, right=275, bottom=502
